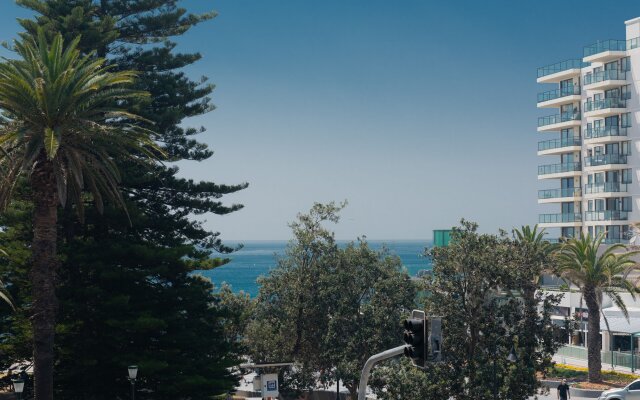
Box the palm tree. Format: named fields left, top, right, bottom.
left=0, top=31, right=160, bottom=399
left=554, top=233, right=640, bottom=382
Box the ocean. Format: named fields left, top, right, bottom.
left=199, top=240, right=432, bottom=297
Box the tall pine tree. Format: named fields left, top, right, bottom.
left=0, top=1, right=248, bottom=398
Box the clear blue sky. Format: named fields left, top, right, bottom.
left=1, top=1, right=639, bottom=240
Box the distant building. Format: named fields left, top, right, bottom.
left=538, top=17, right=640, bottom=371
left=433, top=230, right=451, bottom=247
left=537, top=17, right=640, bottom=243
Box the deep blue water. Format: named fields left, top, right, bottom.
left=199, top=240, right=431, bottom=297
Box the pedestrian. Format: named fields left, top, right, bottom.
left=557, top=379, right=570, bottom=400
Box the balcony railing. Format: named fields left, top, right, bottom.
left=584, top=210, right=629, bottom=221
left=584, top=97, right=626, bottom=112
left=584, top=126, right=627, bottom=139
left=538, top=112, right=581, bottom=127
left=537, top=59, right=588, bottom=78
left=538, top=136, right=581, bottom=151
left=583, top=69, right=626, bottom=85
left=538, top=188, right=582, bottom=199
left=584, top=39, right=627, bottom=57
left=537, top=86, right=581, bottom=103
left=539, top=213, right=582, bottom=223
left=584, top=182, right=629, bottom=194
left=584, top=154, right=627, bottom=167
left=538, top=162, right=581, bottom=175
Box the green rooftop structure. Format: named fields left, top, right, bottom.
left=433, top=230, right=452, bottom=247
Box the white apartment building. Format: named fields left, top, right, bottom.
left=537, top=17, right=640, bottom=243
left=538, top=17, right=640, bottom=369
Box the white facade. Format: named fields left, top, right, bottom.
left=537, top=17, right=640, bottom=242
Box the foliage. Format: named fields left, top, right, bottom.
left=546, top=364, right=636, bottom=386
left=0, top=0, right=248, bottom=398
left=553, top=234, right=640, bottom=383
left=245, top=202, right=417, bottom=399
left=372, top=221, right=564, bottom=400
left=370, top=358, right=451, bottom=400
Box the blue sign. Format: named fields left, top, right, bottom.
left=267, top=380, right=277, bottom=391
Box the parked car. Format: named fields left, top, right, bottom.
left=599, top=379, right=640, bottom=399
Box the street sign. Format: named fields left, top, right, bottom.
left=261, top=373, right=279, bottom=398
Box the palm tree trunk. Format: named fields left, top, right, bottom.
left=584, top=287, right=602, bottom=382
left=30, top=155, right=59, bottom=400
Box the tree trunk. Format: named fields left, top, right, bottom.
left=584, top=287, right=602, bottom=383
left=30, top=155, right=59, bottom=400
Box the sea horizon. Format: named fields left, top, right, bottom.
left=200, top=239, right=432, bottom=297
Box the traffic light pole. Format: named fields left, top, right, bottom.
left=356, top=345, right=405, bottom=400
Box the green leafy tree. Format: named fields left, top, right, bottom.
left=554, top=234, right=640, bottom=382
left=246, top=202, right=417, bottom=400
left=2, top=1, right=248, bottom=397
left=0, top=31, right=159, bottom=400
left=371, top=221, right=561, bottom=400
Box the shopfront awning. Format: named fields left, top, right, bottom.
left=600, top=307, right=640, bottom=334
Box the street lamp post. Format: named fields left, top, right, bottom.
left=12, top=378, right=24, bottom=400
left=493, top=344, right=518, bottom=399
left=128, top=365, right=138, bottom=400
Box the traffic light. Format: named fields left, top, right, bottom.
left=403, top=311, right=443, bottom=367
left=403, top=310, right=426, bottom=368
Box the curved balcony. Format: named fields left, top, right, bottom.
left=537, top=59, right=588, bottom=83
left=537, top=86, right=581, bottom=108
left=584, top=182, right=629, bottom=195
left=539, top=213, right=582, bottom=224
left=538, top=136, right=581, bottom=155
left=538, top=162, right=581, bottom=177
left=584, top=210, right=629, bottom=222
left=538, top=188, right=582, bottom=202
left=538, top=112, right=581, bottom=132
left=584, top=126, right=627, bottom=142
left=584, top=97, right=626, bottom=118
left=584, top=154, right=627, bottom=168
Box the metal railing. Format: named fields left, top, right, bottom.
left=538, top=137, right=581, bottom=151
left=557, top=345, right=640, bottom=370
left=537, top=59, right=588, bottom=78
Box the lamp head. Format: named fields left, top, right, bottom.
left=12, top=378, right=24, bottom=393
left=128, top=365, right=138, bottom=380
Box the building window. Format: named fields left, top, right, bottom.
left=621, top=112, right=632, bottom=128
left=622, top=169, right=632, bottom=184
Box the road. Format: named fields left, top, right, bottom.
left=530, top=388, right=590, bottom=400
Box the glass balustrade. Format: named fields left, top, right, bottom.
left=584, top=39, right=627, bottom=57
left=538, top=137, right=581, bottom=151
left=584, top=126, right=627, bottom=139
left=584, top=154, right=627, bottom=167
left=537, top=59, right=588, bottom=78
left=538, top=188, right=582, bottom=199
left=538, top=112, right=581, bottom=127
left=539, top=213, right=582, bottom=223
left=584, top=182, right=628, bottom=194
left=583, top=69, right=626, bottom=85
left=584, top=210, right=629, bottom=221
left=537, top=86, right=581, bottom=103
left=584, top=97, right=626, bottom=112
left=538, top=162, right=581, bottom=175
